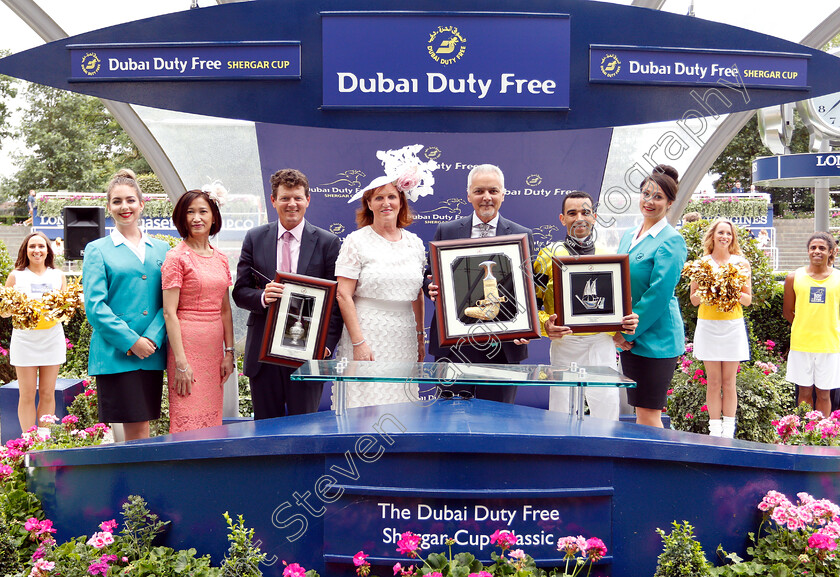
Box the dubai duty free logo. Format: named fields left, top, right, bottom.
left=599, top=54, right=620, bottom=78
left=427, top=26, right=466, bottom=66
left=81, top=52, right=101, bottom=76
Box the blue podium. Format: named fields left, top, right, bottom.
left=24, top=394, right=840, bottom=576
left=0, top=378, right=85, bottom=443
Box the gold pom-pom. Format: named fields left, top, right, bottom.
left=683, top=259, right=747, bottom=312
left=41, top=278, right=85, bottom=323
left=0, top=277, right=85, bottom=329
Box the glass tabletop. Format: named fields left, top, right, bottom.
left=291, top=360, right=636, bottom=388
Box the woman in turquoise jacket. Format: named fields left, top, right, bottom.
left=614, top=165, right=687, bottom=428
left=83, top=169, right=170, bottom=441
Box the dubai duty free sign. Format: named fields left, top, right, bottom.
left=1, top=0, right=840, bottom=132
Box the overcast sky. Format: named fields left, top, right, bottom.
left=0, top=0, right=838, bottom=179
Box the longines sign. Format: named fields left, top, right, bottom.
left=321, top=12, right=571, bottom=109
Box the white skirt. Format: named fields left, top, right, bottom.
left=693, top=317, right=749, bottom=362
left=10, top=323, right=67, bottom=367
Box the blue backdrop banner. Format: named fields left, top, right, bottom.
left=255, top=123, right=614, bottom=384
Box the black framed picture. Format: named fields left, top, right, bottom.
left=259, top=272, right=337, bottom=368
left=430, top=234, right=540, bottom=346
left=552, top=254, right=631, bottom=333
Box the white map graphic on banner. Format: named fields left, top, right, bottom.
left=377, top=144, right=439, bottom=200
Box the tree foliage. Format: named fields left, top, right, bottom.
left=0, top=49, right=19, bottom=145
left=710, top=113, right=814, bottom=213
left=6, top=83, right=149, bottom=203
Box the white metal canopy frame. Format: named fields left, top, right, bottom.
left=4, top=0, right=840, bottom=211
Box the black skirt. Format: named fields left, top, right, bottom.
left=620, top=351, right=678, bottom=410
left=96, top=370, right=163, bottom=423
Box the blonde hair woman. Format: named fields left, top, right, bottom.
left=690, top=218, right=752, bottom=438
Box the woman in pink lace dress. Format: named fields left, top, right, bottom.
left=162, top=185, right=234, bottom=433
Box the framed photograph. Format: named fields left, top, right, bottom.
left=259, top=272, right=337, bottom=368
left=551, top=254, right=632, bottom=333
left=429, top=233, right=540, bottom=346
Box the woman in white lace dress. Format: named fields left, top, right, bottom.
left=333, top=169, right=426, bottom=409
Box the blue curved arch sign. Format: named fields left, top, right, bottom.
left=2, top=0, right=840, bottom=132
left=752, top=153, right=840, bottom=187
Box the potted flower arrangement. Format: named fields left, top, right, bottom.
left=280, top=530, right=608, bottom=577
left=712, top=490, right=840, bottom=576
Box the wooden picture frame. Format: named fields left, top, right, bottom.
left=259, top=272, right=337, bottom=368
left=429, top=233, right=540, bottom=346
left=551, top=254, right=632, bottom=333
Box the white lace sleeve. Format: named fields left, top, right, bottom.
left=335, top=230, right=362, bottom=279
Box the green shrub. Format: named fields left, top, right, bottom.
left=654, top=521, right=712, bottom=577
left=136, top=174, right=165, bottom=197
left=60, top=310, right=92, bottom=379
left=683, top=198, right=768, bottom=220
left=150, top=234, right=181, bottom=248
left=667, top=347, right=795, bottom=442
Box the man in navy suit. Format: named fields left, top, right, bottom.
left=425, top=164, right=533, bottom=404
left=233, top=169, right=342, bottom=419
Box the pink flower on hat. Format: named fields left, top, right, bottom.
left=395, top=166, right=421, bottom=193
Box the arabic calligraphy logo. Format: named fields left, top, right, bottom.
left=81, top=52, right=101, bottom=76
left=525, top=174, right=543, bottom=186
left=600, top=54, right=620, bottom=78
left=424, top=146, right=442, bottom=161
left=329, top=223, right=346, bottom=236
left=427, top=26, right=467, bottom=66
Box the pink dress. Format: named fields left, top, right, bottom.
left=161, top=242, right=232, bottom=433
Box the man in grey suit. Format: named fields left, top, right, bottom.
left=425, top=164, right=533, bottom=404
left=233, top=169, right=342, bottom=419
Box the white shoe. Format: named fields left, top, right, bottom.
left=722, top=416, right=736, bottom=439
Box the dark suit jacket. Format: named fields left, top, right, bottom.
left=424, top=214, right=534, bottom=363
left=233, top=220, right=342, bottom=377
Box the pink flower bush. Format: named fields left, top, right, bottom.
left=29, top=558, right=54, bottom=577
left=775, top=411, right=840, bottom=446
left=808, top=531, right=837, bottom=551
left=86, top=531, right=115, bottom=549
left=25, top=518, right=56, bottom=537
left=99, top=519, right=117, bottom=533
left=585, top=537, right=608, bottom=561
left=396, top=531, right=421, bottom=558
left=556, top=535, right=587, bottom=556
left=353, top=550, right=371, bottom=576
left=490, top=529, right=518, bottom=551
left=283, top=562, right=307, bottom=577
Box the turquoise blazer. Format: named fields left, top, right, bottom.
left=82, top=236, right=170, bottom=375
left=618, top=223, right=687, bottom=358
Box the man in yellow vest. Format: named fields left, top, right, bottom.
left=783, top=231, right=840, bottom=417
left=534, top=191, right=637, bottom=419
